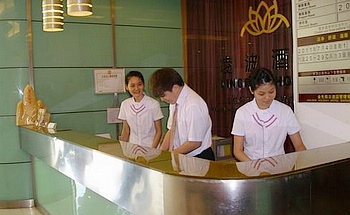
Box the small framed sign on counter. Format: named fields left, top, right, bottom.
left=94, top=68, right=125, bottom=94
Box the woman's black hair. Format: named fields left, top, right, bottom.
left=125, top=71, right=145, bottom=85
left=248, top=68, right=277, bottom=91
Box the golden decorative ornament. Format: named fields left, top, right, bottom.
left=240, top=0, right=290, bottom=37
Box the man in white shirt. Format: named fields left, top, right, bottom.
left=150, top=68, right=215, bottom=160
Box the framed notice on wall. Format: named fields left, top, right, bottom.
left=94, top=68, right=125, bottom=94
left=295, top=0, right=350, bottom=103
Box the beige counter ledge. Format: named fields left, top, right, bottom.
left=19, top=125, right=350, bottom=215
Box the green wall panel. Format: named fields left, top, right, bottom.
left=0, top=2, right=31, bottom=202
left=32, top=22, right=113, bottom=67
left=116, top=26, right=183, bottom=68
left=0, top=163, right=33, bottom=200
left=51, top=112, right=118, bottom=139
left=0, top=117, right=30, bottom=163
left=0, top=20, right=28, bottom=67
left=34, top=68, right=113, bottom=113
left=160, top=107, right=168, bottom=135
left=0, top=1, right=26, bottom=20
left=0, top=68, right=29, bottom=115
left=116, top=0, right=182, bottom=28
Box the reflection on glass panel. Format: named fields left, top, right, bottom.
left=0, top=1, right=26, bottom=20
left=0, top=21, right=28, bottom=67
left=236, top=153, right=299, bottom=177
left=120, top=141, right=161, bottom=163
left=171, top=153, right=210, bottom=177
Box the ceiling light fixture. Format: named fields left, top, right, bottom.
left=42, top=0, right=64, bottom=32
left=67, top=0, right=93, bottom=17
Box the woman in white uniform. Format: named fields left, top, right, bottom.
left=231, top=68, right=306, bottom=161
left=118, top=71, right=163, bottom=148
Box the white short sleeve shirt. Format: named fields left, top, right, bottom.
left=118, top=95, right=163, bottom=147
left=231, top=99, right=301, bottom=160
left=167, top=85, right=212, bottom=157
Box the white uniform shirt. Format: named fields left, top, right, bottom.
left=231, top=99, right=301, bottom=160
left=167, top=84, right=212, bottom=157
left=118, top=95, right=163, bottom=147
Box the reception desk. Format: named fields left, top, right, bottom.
left=19, top=125, right=350, bottom=215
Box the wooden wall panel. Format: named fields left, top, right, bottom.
left=184, top=0, right=294, bottom=140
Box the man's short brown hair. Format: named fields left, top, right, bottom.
left=149, top=68, right=184, bottom=97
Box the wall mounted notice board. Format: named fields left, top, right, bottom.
left=94, top=68, right=125, bottom=94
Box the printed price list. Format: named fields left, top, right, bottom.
left=296, top=0, right=350, bottom=102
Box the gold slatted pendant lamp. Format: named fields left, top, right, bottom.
left=67, top=0, right=93, bottom=17
left=42, top=0, right=64, bottom=32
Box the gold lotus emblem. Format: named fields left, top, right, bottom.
left=240, top=0, right=290, bottom=37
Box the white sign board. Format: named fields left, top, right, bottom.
left=94, top=68, right=125, bottom=94
left=295, top=0, right=350, bottom=103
